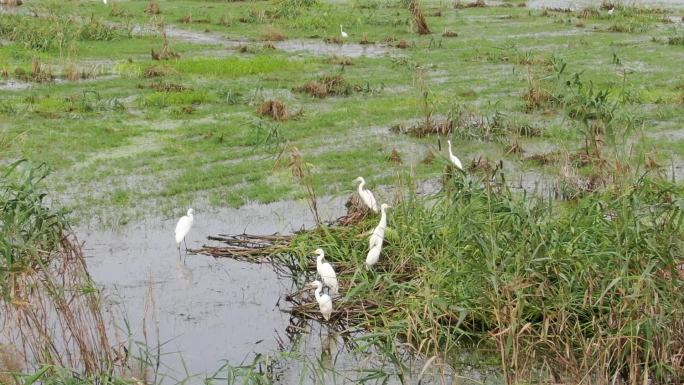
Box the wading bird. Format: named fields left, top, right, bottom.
left=340, top=25, right=348, bottom=39
left=310, top=280, right=333, bottom=321
left=608, top=7, right=614, bottom=15
left=354, top=177, right=379, bottom=213
left=365, top=242, right=382, bottom=268
left=314, top=249, right=338, bottom=295
left=369, top=204, right=390, bottom=250
left=103, top=0, right=107, bottom=4
left=175, top=208, right=194, bottom=257
left=447, top=140, right=463, bottom=171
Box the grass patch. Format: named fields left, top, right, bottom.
left=169, top=56, right=302, bottom=77
left=285, top=174, right=684, bottom=384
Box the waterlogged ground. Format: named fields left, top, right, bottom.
left=2, top=0, right=684, bottom=382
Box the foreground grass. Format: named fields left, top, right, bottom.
left=286, top=172, right=684, bottom=384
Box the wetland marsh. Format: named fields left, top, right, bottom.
left=1, top=0, right=684, bottom=383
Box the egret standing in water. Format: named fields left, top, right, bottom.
left=314, top=249, right=338, bottom=295
left=353, top=177, right=379, bottom=213
left=369, top=204, right=390, bottom=250
left=340, top=25, right=348, bottom=39
left=310, top=280, right=333, bottom=321
left=175, top=208, right=194, bottom=258
left=447, top=140, right=463, bottom=171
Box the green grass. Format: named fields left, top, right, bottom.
left=285, top=172, right=684, bottom=384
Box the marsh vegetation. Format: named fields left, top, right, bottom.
left=1, top=0, right=684, bottom=383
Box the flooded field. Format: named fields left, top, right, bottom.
left=1, top=0, right=684, bottom=383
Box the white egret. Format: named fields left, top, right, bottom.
left=608, top=7, right=614, bottom=15
left=365, top=243, right=382, bottom=268
left=369, top=203, right=390, bottom=250
left=175, top=208, right=194, bottom=256
left=447, top=140, right=463, bottom=171
left=353, top=176, right=379, bottom=213
left=340, top=25, right=349, bottom=39
left=310, top=280, right=333, bottom=321
left=103, top=0, right=107, bottom=4
left=314, top=248, right=338, bottom=295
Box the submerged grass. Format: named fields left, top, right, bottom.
left=285, top=172, right=684, bottom=384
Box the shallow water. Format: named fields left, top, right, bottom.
left=274, top=40, right=396, bottom=58
left=80, top=197, right=346, bottom=380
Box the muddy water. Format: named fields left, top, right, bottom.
left=80, top=197, right=346, bottom=380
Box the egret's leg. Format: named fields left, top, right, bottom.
left=183, top=238, right=188, bottom=252
left=178, top=244, right=182, bottom=261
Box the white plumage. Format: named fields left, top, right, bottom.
left=354, top=176, right=379, bottom=213
left=447, top=140, right=463, bottom=171
left=340, top=25, right=348, bottom=38
left=369, top=203, right=390, bottom=249
left=311, top=280, right=333, bottom=321
left=608, top=7, right=614, bottom=15
left=174, top=208, right=194, bottom=245
left=365, top=243, right=382, bottom=268
left=314, top=248, right=338, bottom=295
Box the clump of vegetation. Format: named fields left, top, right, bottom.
left=0, top=161, right=115, bottom=375
left=14, top=58, right=54, bottom=83
left=388, top=148, right=402, bottom=164
left=143, top=64, right=176, bottom=78
left=409, top=0, right=431, bottom=35
left=144, top=0, right=161, bottom=15
left=257, top=100, right=298, bottom=121
left=260, top=25, right=287, bottom=41
left=454, top=0, right=487, bottom=8
left=151, top=33, right=179, bottom=60
left=668, top=34, right=684, bottom=46
left=284, top=172, right=684, bottom=385
left=441, top=28, right=458, bottom=37
left=358, top=33, right=373, bottom=45
left=295, top=75, right=358, bottom=98
left=0, top=13, right=131, bottom=53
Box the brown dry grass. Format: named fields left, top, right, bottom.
left=421, top=150, right=436, bottom=164
left=261, top=25, right=287, bottom=41
left=151, top=33, right=179, bottom=60
left=358, top=33, right=374, bottom=45
left=0, top=0, right=22, bottom=5
left=295, top=75, right=356, bottom=98
left=388, top=148, right=403, bottom=164
left=409, top=0, right=431, bottom=35
left=257, top=100, right=297, bottom=121
left=441, top=28, right=458, bottom=37
left=0, top=345, right=22, bottom=385
left=144, top=0, right=161, bottom=14
left=179, top=13, right=192, bottom=23
left=454, top=0, right=486, bottom=8
left=328, top=55, right=353, bottom=65
left=395, top=39, right=409, bottom=49
left=324, top=36, right=344, bottom=44
left=143, top=65, right=175, bottom=78
left=1, top=234, right=115, bottom=375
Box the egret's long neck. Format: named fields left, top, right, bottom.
left=314, top=285, right=322, bottom=300
left=316, top=254, right=323, bottom=266
left=448, top=142, right=454, bottom=158
left=357, top=180, right=365, bottom=194
left=379, top=207, right=387, bottom=228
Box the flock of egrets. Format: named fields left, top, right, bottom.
left=173, top=146, right=463, bottom=321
